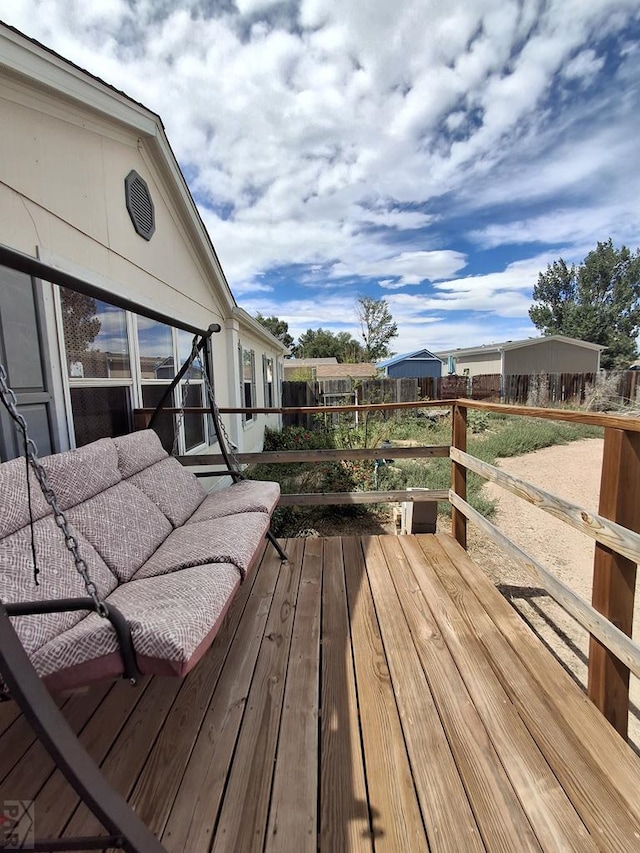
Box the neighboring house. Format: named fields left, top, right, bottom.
left=283, top=358, right=377, bottom=381
left=0, top=24, right=287, bottom=463
left=434, top=335, right=605, bottom=379
left=315, top=363, right=377, bottom=381
left=378, top=349, right=443, bottom=379
left=283, top=357, right=338, bottom=380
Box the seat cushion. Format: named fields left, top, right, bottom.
left=129, top=457, right=206, bottom=527
left=32, top=563, right=241, bottom=689
left=0, top=455, right=52, bottom=537
left=114, top=430, right=168, bottom=478
left=187, top=479, right=280, bottom=524
left=67, top=481, right=172, bottom=581
left=134, top=512, right=270, bottom=581
left=41, top=438, right=121, bottom=510
left=0, top=516, right=117, bottom=657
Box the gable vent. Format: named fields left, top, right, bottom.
left=124, top=170, right=155, bottom=240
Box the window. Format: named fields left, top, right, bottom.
left=263, top=355, right=274, bottom=408
left=57, top=288, right=212, bottom=453
left=59, top=289, right=133, bottom=446
left=61, top=290, right=130, bottom=380
left=136, top=320, right=207, bottom=453
left=240, top=345, right=256, bottom=423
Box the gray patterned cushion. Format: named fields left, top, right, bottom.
left=114, top=430, right=167, bottom=478
left=0, top=516, right=117, bottom=656
left=0, top=456, right=52, bottom=537
left=134, top=512, right=269, bottom=580
left=31, top=563, right=241, bottom=684
left=129, top=457, right=206, bottom=527
left=41, top=438, right=121, bottom=510
left=187, top=479, right=280, bottom=524
left=67, top=481, right=172, bottom=581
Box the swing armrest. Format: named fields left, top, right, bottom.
left=4, top=598, right=139, bottom=684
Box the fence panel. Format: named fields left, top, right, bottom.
left=471, top=374, right=501, bottom=401
left=281, top=381, right=321, bottom=428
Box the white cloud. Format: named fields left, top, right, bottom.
left=562, top=49, right=605, bottom=81
left=329, top=250, right=467, bottom=286
left=235, top=0, right=285, bottom=15
left=2, top=0, right=639, bottom=347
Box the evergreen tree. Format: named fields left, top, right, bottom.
left=529, top=240, right=640, bottom=370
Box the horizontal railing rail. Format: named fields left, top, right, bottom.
left=451, top=448, right=640, bottom=564
left=179, top=445, right=449, bottom=467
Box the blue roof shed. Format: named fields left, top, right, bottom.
left=378, top=349, right=443, bottom=379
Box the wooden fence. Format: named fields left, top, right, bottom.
left=283, top=371, right=640, bottom=424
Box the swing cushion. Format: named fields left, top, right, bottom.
left=0, top=455, right=53, bottom=537
left=187, top=479, right=280, bottom=523
left=113, top=429, right=168, bottom=478
left=31, top=562, right=242, bottom=690
left=0, top=516, right=117, bottom=657
left=67, top=482, right=172, bottom=582
left=134, top=512, right=271, bottom=581
left=1, top=429, right=281, bottom=693
left=129, top=457, right=207, bottom=527
left=40, top=438, right=121, bottom=509
left=115, top=431, right=207, bottom=526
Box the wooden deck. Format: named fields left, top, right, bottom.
left=2, top=533, right=640, bottom=852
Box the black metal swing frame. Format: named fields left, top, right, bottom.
left=0, top=244, right=284, bottom=851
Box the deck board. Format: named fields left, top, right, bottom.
left=2, top=533, right=640, bottom=852
left=265, top=537, right=322, bottom=853
left=320, top=536, right=372, bottom=852
left=342, top=535, right=427, bottom=852
left=407, top=535, right=596, bottom=852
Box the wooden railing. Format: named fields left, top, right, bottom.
left=450, top=399, right=640, bottom=740
left=135, top=397, right=640, bottom=739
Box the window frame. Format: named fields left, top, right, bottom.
left=55, top=286, right=212, bottom=453
left=239, top=344, right=257, bottom=425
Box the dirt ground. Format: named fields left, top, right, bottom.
left=458, top=437, right=640, bottom=752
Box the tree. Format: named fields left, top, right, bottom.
left=357, top=296, right=398, bottom=362
left=292, top=328, right=364, bottom=362
left=255, top=313, right=294, bottom=350
left=529, top=240, right=640, bottom=370
left=59, top=289, right=101, bottom=357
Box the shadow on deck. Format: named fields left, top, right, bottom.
left=2, top=533, right=640, bottom=852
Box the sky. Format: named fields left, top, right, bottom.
left=3, top=0, right=640, bottom=356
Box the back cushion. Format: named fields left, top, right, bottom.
left=0, top=516, right=118, bottom=656
left=0, top=456, right=52, bottom=538
left=41, top=438, right=121, bottom=510
left=129, top=457, right=206, bottom=527
left=114, top=430, right=167, bottom=478
left=67, top=481, right=172, bottom=581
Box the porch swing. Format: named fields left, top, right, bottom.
left=0, top=250, right=285, bottom=852
left=141, top=322, right=287, bottom=562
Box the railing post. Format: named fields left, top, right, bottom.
left=451, top=403, right=468, bottom=549
left=588, top=427, right=640, bottom=738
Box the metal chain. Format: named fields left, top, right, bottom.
left=0, top=363, right=108, bottom=617
left=172, top=337, right=199, bottom=458
left=201, top=364, right=245, bottom=478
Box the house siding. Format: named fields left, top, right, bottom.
left=504, top=340, right=600, bottom=374
left=0, top=39, right=284, bottom=458
left=387, top=359, right=442, bottom=379
left=451, top=352, right=502, bottom=377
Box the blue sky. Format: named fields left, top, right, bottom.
left=4, top=0, right=640, bottom=354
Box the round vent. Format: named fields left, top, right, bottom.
left=124, top=170, right=155, bottom=240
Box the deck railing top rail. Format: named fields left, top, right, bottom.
left=135, top=399, right=640, bottom=431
